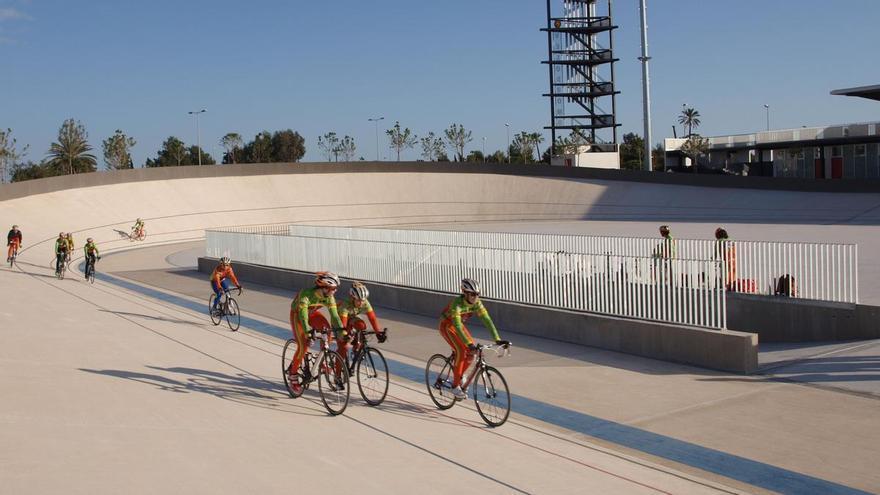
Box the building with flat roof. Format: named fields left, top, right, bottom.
left=664, top=85, right=880, bottom=178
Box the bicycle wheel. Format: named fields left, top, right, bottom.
left=356, top=347, right=389, bottom=406
left=137, top=230, right=146, bottom=241
left=282, top=339, right=305, bottom=398
left=425, top=354, right=456, bottom=410
left=473, top=365, right=511, bottom=427
left=58, top=261, right=66, bottom=280
left=317, top=351, right=350, bottom=416
left=87, top=264, right=96, bottom=284
left=225, top=298, right=240, bottom=331
left=208, top=294, right=222, bottom=325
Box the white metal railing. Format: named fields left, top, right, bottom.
left=287, top=225, right=858, bottom=304
left=207, top=229, right=728, bottom=329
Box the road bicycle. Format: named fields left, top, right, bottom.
left=55, top=255, right=68, bottom=280
left=340, top=326, right=389, bottom=406
left=129, top=227, right=146, bottom=242
left=84, top=255, right=100, bottom=284
left=425, top=342, right=512, bottom=427
left=282, top=328, right=350, bottom=416
left=208, top=287, right=241, bottom=331
left=7, top=243, right=19, bottom=267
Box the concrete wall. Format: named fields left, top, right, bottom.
left=726, top=293, right=880, bottom=342
left=200, top=257, right=759, bottom=374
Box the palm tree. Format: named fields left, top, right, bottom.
left=678, top=107, right=701, bottom=138
left=47, top=119, right=97, bottom=175
left=530, top=132, right=545, bottom=163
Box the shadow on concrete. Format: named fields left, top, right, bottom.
left=97, top=309, right=202, bottom=327
left=78, top=365, right=327, bottom=417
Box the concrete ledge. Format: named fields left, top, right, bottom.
left=200, top=257, right=759, bottom=374
left=4, top=161, right=880, bottom=203
left=727, top=293, right=880, bottom=342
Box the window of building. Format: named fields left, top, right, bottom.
left=832, top=146, right=842, bottom=157
left=855, top=144, right=866, bottom=157
left=814, top=148, right=821, bottom=159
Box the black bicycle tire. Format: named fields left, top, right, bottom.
left=473, top=365, right=511, bottom=427
left=425, top=353, right=456, bottom=410
left=282, top=339, right=305, bottom=398
left=356, top=346, right=389, bottom=406
left=208, top=294, right=222, bottom=325
left=317, top=351, right=350, bottom=416
left=225, top=298, right=240, bottom=331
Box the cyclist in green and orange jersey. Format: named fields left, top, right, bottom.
left=83, top=238, right=101, bottom=280
left=439, top=278, right=509, bottom=400
left=338, top=281, right=387, bottom=361
left=287, top=271, right=345, bottom=395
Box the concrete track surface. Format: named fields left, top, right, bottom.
left=1, top=165, right=880, bottom=494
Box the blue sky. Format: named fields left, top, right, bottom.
left=1, top=0, right=878, bottom=165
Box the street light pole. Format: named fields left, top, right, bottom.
left=763, top=104, right=770, bottom=132
left=505, top=123, right=510, bottom=163
left=188, top=109, right=206, bottom=166
left=638, top=0, right=653, bottom=172
left=368, top=117, right=385, bottom=161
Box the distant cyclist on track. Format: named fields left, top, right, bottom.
left=7, top=225, right=22, bottom=263
left=54, top=232, right=69, bottom=276
left=439, top=278, right=508, bottom=400
left=83, top=238, right=101, bottom=280
left=210, top=257, right=242, bottom=315
left=287, top=271, right=345, bottom=395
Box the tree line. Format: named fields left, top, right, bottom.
left=0, top=117, right=675, bottom=183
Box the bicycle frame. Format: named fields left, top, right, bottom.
left=448, top=345, right=506, bottom=390
left=344, top=329, right=381, bottom=375
left=302, top=330, right=334, bottom=383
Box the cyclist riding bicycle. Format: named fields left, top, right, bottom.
left=83, top=238, right=101, bottom=280
left=287, top=271, right=345, bottom=395
left=439, top=278, right=509, bottom=400
left=64, top=233, right=75, bottom=262
left=132, top=218, right=145, bottom=238
left=210, top=257, right=242, bottom=315
left=7, top=225, right=22, bottom=263
left=54, top=232, right=69, bottom=275
left=338, top=281, right=387, bottom=360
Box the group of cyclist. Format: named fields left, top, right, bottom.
left=210, top=256, right=510, bottom=401
left=5, top=218, right=145, bottom=279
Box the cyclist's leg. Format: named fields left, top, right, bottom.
left=439, top=320, right=470, bottom=388
left=288, top=310, right=309, bottom=376
left=55, top=253, right=63, bottom=273
left=211, top=281, right=224, bottom=310
left=348, top=317, right=367, bottom=355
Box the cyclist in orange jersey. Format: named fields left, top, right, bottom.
left=210, top=257, right=242, bottom=314
left=439, top=278, right=508, bottom=400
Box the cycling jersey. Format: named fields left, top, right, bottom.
left=210, top=265, right=240, bottom=287
left=65, top=236, right=74, bottom=252
left=291, top=287, right=343, bottom=331
left=441, top=295, right=500, bottom=343
left=339, top=297, right=380, bottom=331
left=7, top=229, right=22, bottom=245
left=83, top=242, right=99, bottom=257
left=55, top=238, right=69, bottom=254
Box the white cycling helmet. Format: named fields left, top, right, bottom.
left=350, top=281, right=369, bottom=300
left=87, top=238, right=94, bottom=243
left=315, top=271, right=340, bottom=288
left=461, top=278, right=481, bottom=295
left=219, top=256, right=231, bottom=265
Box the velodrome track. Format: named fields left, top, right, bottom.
left=1, top=164, right=879, bottom=494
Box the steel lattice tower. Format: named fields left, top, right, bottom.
left=542, top=0, right=620, bottom=152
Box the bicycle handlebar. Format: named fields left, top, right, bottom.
left=476, top=342, right=512, bottom=357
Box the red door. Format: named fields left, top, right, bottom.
left=814, top=159, right=825, bottom=178
left=831, top=157, right=843, bottom=178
